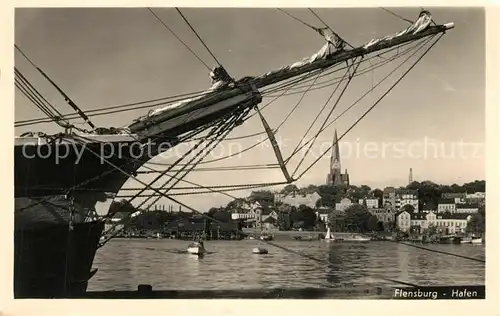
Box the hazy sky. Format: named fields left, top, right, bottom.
left=14, top=7, right=485, bottom=210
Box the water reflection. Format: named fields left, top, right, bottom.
left=88, top=239, right=485, bottom=292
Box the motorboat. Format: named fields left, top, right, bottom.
left=252, top=247, right=268, bottom=254
left=471, top=237, right=483, bottom=244
left=260, top=233, right=273, bottom=241
left=342, top=234, right=371, bottom=242
left=187, top=241, right=206, bottom=255
left=460, top=237, right=472, bottom=244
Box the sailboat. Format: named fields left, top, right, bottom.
left=323, top=226, right=336, bottom=242
left=14, top=8, right=454, bottom=297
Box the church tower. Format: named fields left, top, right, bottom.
left=326, top=129, right=350, bottom=186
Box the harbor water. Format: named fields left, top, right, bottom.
left=88, top=239, right=485, bottom=294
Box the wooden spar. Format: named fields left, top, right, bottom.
left=129, top=22, right=454, bottom=134
left=255, top=106, right=293, bottom=183
left=252, top=23, right=454, bottom=89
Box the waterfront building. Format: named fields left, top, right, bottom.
left=408, top=211, right=471, bottom=234
left=396, top=211, right=411, bottom=232
left=230, top=211, right=255, bottom=221
left=325, top=129, right=350, bottom=186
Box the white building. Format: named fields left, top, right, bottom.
left=359, top=198, right=379, bottom=209
left=396, top=211, right=411, bottom=232
left=231, top=212, right=255, bottom=220
left=408, top=211, right=471, bottom=234
left=229, top=200, right=261, bottom=220
left=274, top=191, right=321, bottom=208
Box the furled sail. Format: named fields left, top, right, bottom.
left=363, top=10, right=433, bottom=49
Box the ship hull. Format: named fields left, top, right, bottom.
left=14, top=220, right=105, bottom=298
left=14, top=135, right=150, bottom=298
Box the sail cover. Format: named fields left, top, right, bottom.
left=363, top=10, right=433, bottom=49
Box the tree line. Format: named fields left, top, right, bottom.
left=106, top=180, right=484, bottom=234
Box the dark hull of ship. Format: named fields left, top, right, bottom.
left=14, top=220, right=105, bottom=298
left=14, top=139, right=150, bottom=298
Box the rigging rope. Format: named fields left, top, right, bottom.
left=76, top=129, right=419, bottom=287
left=175, top=7, right=233, bottom=82
left=286, top=40, right=428, bottom=162
left=142, top=112, right=247, bottom=211
left=291, top=57, right=361, bottom=176
left=140, top=37, right=425, bottom=173
left=136, top=164, right=280, bottom=174
left=14, top=68, right=71, bottom=129
left=379, top=7, right=414, bottom=24
left=147, top=8, right=212, bottom=71
left=287, top=60, right=354, bottom=168
left=15, top=45, right=96, bottom=129
left=16, top=116, right=216, bottom=213
left=308, top=8, right=354, bottom=49
left=137, top=40, right=423, bottom=170
left=15, top=79, right=55, bottom=123
left=263, top=39, right=418, bottom=97
left=277, top=8, right=325, bottom=34
left=15, top=24, right=416, bottom=129
left=103, top=103, right=255, bottom=221
left=98, top=109, right=252, bottom=242
left=105, top=118, right=234, bottom=218
left=15, top=89, right=209, bottom=127
left=295, top=34, right=443, bottom=180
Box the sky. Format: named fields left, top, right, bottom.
left=14, top=7, right=485, bottom=210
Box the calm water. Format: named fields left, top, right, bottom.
left=88, top=239, right=485, bottom=293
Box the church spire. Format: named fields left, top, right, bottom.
left=330, top=129, right=341, bottom=172
left=326, top=129, right=347, bottom=186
